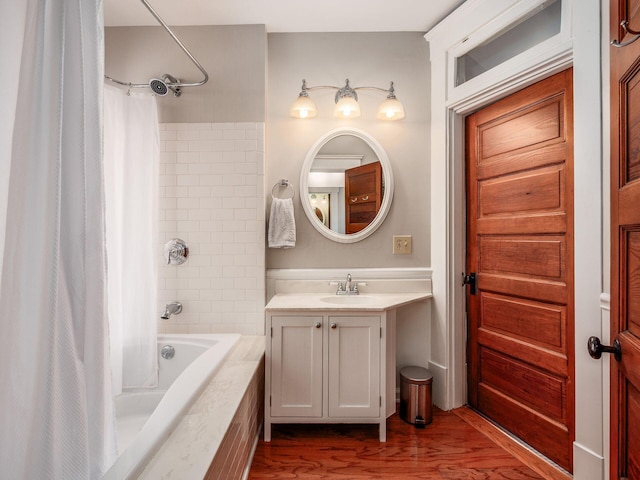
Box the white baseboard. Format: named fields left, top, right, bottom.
left=428, top=360, right=447, bottom=410
left=573, top=442, right=604, bottom=480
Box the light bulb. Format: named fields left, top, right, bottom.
left=377, top=97, right=405, bottom=121
left=334, top=96, right=361, bottom=118
left=290, top=94, right=317, bottom=119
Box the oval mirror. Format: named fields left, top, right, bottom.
left=299, top=127, right=394, bottom=243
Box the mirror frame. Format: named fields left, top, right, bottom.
left=299, top=127, right=394, bottom=243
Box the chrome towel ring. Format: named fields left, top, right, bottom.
left=272, top=179, right=295, bottom=200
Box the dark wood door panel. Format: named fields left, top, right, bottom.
left=480, top=293, right=566, bottom=351
left=477, top=328, right=568, bottom=377
left=626, top=229, right=640, bottom=338
left=619, top=331, right=640, bottom=387
left=479, top=100, right=563, bottom=160
left=628, top=0, right=640, bottom=22
left=628, top=380, right=640, bottom=479
left=477, top=384, right=571, bottom=469
left=479, top=166, right=563, bottom=217
left=619, top=187, right=640, bottom=225
left=480, top=237, right=565, bottom=280
left=625, top=66, right=640, bottom=182
left=477, top=213, right=567, bottom=235
left=347, top=202, right=378, bottom=226
left=479, top=348, right=567, bottom=422
left=478, top=273, right=568, bottom=304
left=476, top=142, right=567, bottom=180
left=470, top=72, right=570, bottom=126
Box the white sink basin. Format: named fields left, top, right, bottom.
left=320, top=295, right=377, bottom=305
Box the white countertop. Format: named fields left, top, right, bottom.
left=264, top=292, right=432, bottom=312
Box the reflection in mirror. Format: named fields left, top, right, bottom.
left=300, top=128, right=393, bottom=243
left=310, top=194, right=330, bottom=227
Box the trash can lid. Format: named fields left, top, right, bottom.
left=400, top=366, right=433, bottom=384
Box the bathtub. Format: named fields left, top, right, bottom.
left=103, top=333, right=241, bottom=480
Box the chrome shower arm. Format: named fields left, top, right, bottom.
left=139, top=0, right=208, bottom=88
left=104, top=0, right=209, bottom=91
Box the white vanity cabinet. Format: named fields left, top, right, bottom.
left=327, top=315, right=380, bottom=418
left=265, top=309, right=397, bottom=442
left=269, top=315, right=324, bottom=418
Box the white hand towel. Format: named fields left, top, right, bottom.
left=268, top=197, right=296, bottom=248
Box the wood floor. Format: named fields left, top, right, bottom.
left=248, top=407, right=568, bottom=479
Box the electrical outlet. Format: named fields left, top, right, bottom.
left=393, top=235, right=412, bottom=254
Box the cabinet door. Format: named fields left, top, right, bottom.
left=328, top=316, right=380, bottom=417
left=270, top=316, right=323, bottom=417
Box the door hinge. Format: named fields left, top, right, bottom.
left=270, top=327, right=273, bottom=337
left=380, top=396, right=382, bottom=407
left=269, top=395, right=272, bottom=406
left=380, top=327, right=383, bottom=338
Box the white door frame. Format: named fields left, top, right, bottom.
left=425, top=0, right=606, bottom=477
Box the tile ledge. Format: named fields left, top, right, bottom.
left=267, top=267, right=432, bottom=281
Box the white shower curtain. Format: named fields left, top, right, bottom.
left=0, top=1, right=28, bottom=296
left=103, top=84, right=159, bottom=394
left=0, top=0, right=117, bottom=478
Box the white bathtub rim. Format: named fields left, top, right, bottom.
left=103, top=333, right=241, bottom=480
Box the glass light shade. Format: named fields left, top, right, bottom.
left=290, top=95, right=318, bottom=119
left=377, top=97, right=406, bottom=120
left=334, top=96, right=361, bottom=118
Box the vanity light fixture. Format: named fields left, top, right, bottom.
left=290, top=78, right=405, bottom=121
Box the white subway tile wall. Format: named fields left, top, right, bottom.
left=157, top=123, right=265, bottom=335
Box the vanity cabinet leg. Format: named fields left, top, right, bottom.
left=379, top=419, right=386, bottom=442
left=264, top=419, right=271, bottom=442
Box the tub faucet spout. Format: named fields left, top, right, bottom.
left=161, top=302, right=182, bottom=319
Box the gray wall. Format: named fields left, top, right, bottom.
left=105, top=25, right=266, bottom=123
left=266, top=32, right=431, bottom=269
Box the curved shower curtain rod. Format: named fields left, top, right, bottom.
left=104, top=0, right=209, bottom=96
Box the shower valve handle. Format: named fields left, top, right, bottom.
left=164, top=238, right=189, bottom=265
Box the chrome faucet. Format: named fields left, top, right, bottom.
left=336, top=274, right=359, bottom=295
left=161, top=302, right=182, bottom=319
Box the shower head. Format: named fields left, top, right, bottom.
left=149, top=78, right=169, bottom=96
left=104, top=0, right=209, bottom=96
left=149, top=74, right=182, bottom=97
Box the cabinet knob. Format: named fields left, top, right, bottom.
left=315, top=322, right=321, bottom=328
left=330, top=323, right=337, bottom=329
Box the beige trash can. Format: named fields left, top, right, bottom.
left=399, top=366, right=433, bottom=427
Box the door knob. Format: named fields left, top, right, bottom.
left=315, top=322, right=321, bottom=328
left=330, top=323, right=337, bottom=329
left=587, top=336, right=621, bottom=362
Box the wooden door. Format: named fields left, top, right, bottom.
left=270, top=315, right=323, bottom=418
left=610, top=2, right=640, bottom=478
left=328, top=315, right=380, bottom=418
left=345, top=161, right=382, bottom=233
left=466, top=69, right=574, bottom=471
